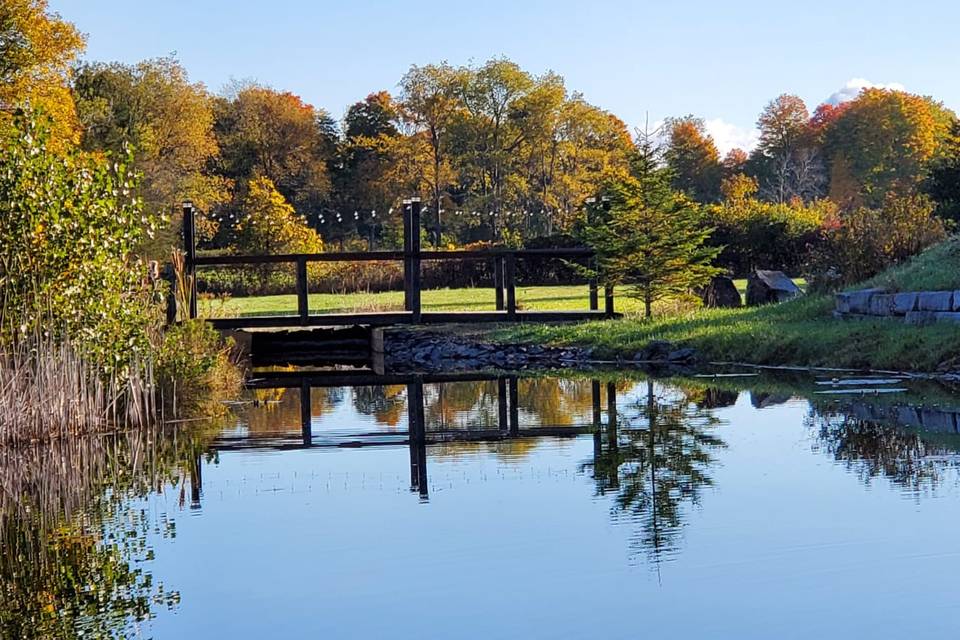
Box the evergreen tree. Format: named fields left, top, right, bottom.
left=581, top=129, right=721, bottom=318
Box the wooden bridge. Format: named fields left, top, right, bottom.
left=181, top=200, right=617, bottom=330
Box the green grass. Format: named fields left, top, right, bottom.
left=201, top=282, right=756, bottom=318
left=491, top=238, right=960, bottom=372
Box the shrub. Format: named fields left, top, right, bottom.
left=805, top=194, right=949, bottom=291
left=156, top=320, right=243, bottom=417
left=0, top=110, right=163, bottom=368
left=705, top=191, right=831, bottom=276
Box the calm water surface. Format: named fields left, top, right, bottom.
left=4, top=372, right=960, bottom=638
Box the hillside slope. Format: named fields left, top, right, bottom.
left=494, top=238, right=960, bottom=372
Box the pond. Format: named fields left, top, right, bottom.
left=3, top=369, right=960, bottom=638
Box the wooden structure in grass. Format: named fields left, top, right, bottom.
left=181, top=199, right=618, bottom=329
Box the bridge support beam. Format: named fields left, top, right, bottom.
left=296, top=257, right=309, bottom=324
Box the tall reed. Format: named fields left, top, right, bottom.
left=0, top=334, right=156, bottom=446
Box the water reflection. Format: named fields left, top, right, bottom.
left=5, top=371, right=960, bottom=637
left=0, top=424, right=213, bottom=639
left=586, top=381, right=726, bottom=566
left=810, top=403, right=960, bottom=494
left=238, top=373, right=606, bottom=501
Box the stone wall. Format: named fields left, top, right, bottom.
left=835, top=289, right=960, bottom=324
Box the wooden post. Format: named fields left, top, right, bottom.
left=505, top=253, right=517, bottom=318
left=589, top=255, right=599, bottom=311
left=189, top=453, right=202, bottom=509
left=403, top=200, right=412, bottom=311
left=408, top=199, right=422, bottom=323
left=182, top=201, right=198, bottom=319
left=494, top=256, right=505, bottom=311
left=591, top=379, right=603, bottom=461
left=163, top=264, right=177, bottom=325
left=606, top=380, right=619, bottom=488
left=604, top=285, right=615, bottom=317
left=296, top=257, right=309, bottom=324
left=300, top=379, right=312, bottom=447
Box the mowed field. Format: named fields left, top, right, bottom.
left=199, top=281, right=760, bottom=318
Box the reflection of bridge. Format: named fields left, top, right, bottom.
left=180, top=200, right=618, bottom=330
left=213, top=371, right=621, bottom=501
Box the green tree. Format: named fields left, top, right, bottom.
left=581, top=131, right=721, bottom=318
left=586, top=381, right=725, bottom=566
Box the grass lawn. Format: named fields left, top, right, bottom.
left=201, top=281, right=757, bottom=318
left=492, top=240, right=960, bottom=372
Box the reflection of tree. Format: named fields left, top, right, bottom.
left=809, top=412, right=960, bottom=494
left=352, top=385, right=406, bottom=427
left=242, top=386, right=344, bottom=433
left=423, top=381, right=499, bottom=430
left=518, top=378, right=617, bottom=427
left=0, top=424, right=215, bottom=638
left=586, top=382, right=726, bottom=567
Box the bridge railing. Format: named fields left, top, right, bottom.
left=181, top=200, right=615, bottom=326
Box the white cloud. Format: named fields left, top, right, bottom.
left=826, top=78, right=906, bottom=105
left=704, top=118, right=759, bottom=156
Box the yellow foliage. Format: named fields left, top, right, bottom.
left=0, top=0, right=85, bottom=147
left=235, top=176, right=323, bottom=255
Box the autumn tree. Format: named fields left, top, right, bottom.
left=450, top=58, right=536, bottom=241
left=707, top=178, right=832, bottom=275
left=822, top=88, right=955, bottom=206
left=806, top=194, right=947, bottom=289
left=722, top=148, right=749, bottom=177
left=333, top=91, right=410, bottom=248
left=663, top=116, right=722, bottom=203
left=532, top=98, right=632, bottom=236
left=0, top=0, right=85, bottom=146
left=215, top=84, right=337, bottom=225
left=582, top=131, right=721, bottom=318
left=749, top=94, right=825, bottom=203
left=234, top=176, right=323, bottom=255
left=73, top=57, right=226, bottom=250
left=399, top=63, right=460, bottom=243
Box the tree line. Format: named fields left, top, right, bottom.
left=5, top=0, right=958, bottom=306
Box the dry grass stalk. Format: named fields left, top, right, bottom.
left=0, top=336, right=156, bottom=446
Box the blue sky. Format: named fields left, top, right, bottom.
left=51, top=0, right=960, bottom=153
